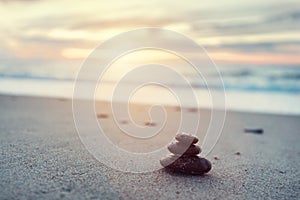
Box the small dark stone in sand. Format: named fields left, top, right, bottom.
left=160, top=155, right=211, bottom=175
left=186, top=108, right=198, bottom=112
left=62, top=186, right=72, bottom=192
left=120, top=120, right=129, bottom=124
left=175, top=133, right=198, bottom=144
left=235, top=152, right=241, bottom=156
left=168, top=142, right=201, bottom=155
left=174, top=106, right=181, bottom=111
left=97, top=114, right=108, bottom=119
left=244, top=128, right=264, bottom=134
left=145, top=121, right=156, bottom=126
left=213, top=156, right=220, bottom=160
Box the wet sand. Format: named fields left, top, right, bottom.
left=0, top=95, right=299, bottom=199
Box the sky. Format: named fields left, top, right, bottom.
left=0, top=0, right=300, bottom=80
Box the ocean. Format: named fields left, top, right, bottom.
left=0, top=64, right=299, bottom=115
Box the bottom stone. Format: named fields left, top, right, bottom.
left=160, top=155, right=211, bottom=175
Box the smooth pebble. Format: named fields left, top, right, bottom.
left=168, top=141, right=201, bottom=155
left=160, top=155, right=211, bottom=175
left=175, top=133, right=198, bottom=144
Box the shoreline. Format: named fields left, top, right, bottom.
left=1, top=93, right=299, bottom=117
left=1, top=94, right=299, bottom=199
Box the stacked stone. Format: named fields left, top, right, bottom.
left=160, top=133, right=211, bottom=175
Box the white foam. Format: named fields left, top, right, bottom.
left=1, top=78, right=299, bottom=115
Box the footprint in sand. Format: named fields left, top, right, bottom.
left=186, top=108, right=199, bottom=112
left=119, top=119, right=129, bottom=124
left=97, top=114, right=109, bottom=119
left=174, top=106, right=181, bottom=112
left=144, top=121, right=157, bottom=127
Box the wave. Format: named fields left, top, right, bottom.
left=0, top=65, right=300, bottom=93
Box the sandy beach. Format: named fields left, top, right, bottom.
left=0, top=94, right=299, bottom=199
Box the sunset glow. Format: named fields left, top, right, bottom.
left=1, top=0, right=299, bottom=68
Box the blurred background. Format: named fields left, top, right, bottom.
left=0, top=0, right=299, bottom=114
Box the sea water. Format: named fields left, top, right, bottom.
left=0, top=64, right=299, bottom=115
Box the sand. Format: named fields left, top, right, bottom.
left=0, top=95, right=299, bottom=199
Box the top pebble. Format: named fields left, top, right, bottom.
left=175, top=133, right=198, bottom=144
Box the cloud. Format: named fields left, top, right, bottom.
left=18, top=34, right=93, bottom=47
left=1, top=0, right=299, bottom=67
left=206, top=41, right=300, bottom=54
left=267, top=10, right=300, bottom=22
left=70, top=17, right=178, bottom=30
left=192, top=9, right=300, bottom=36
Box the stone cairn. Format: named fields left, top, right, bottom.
left=160, top=133, right=211, bottom=175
